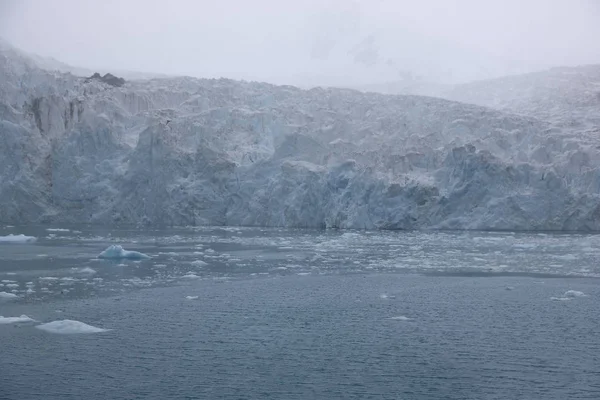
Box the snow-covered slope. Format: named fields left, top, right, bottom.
left=2, top=41, right=600, bottom=230
left=443, top=65, right=600, bottom=130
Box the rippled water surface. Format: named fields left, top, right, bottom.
left=1, top=226, right=599, bottom=399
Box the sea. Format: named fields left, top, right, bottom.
left=1, top=225, right=599, bottom=399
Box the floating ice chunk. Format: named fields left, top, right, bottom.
left=98, top=245, right=150, bottom=260
left=46, top=228, right=70, bottom=232
left=35, top=320, right=110, bottom=334
left=380, top=294, right=396, bottom=299
left=0, top=315, right=35, bottom=324
left=389, top=316, right=411, bottom=321
left=551, top=297, right=572, bottom=301
left=505, top=286, right=515, bottom=291
left=71, top=267, right=97, bottom=274
left=5, top=283, right=18, bottom=288
left=564, top=290, right=586, bottom=297
left=191, top=260, right=208, bottom=267
left=39, top=277, right=59, bottom=281
left=0, top=291, right=18, bottom=299
left=182, top=273, right=200, bottom=279
left=0, top=234, right=36, bottom=243
left=26, top=288, right=34, bottom=294
left=185, top=296, right=199, bottom=300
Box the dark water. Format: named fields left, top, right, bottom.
left=1, top=226, right=600, bottom=399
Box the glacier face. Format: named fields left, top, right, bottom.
left=2, top=40, right=600, bottom=230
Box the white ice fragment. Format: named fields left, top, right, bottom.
left=98, top=245, right=150, bottom=260
left=564, top=290, right=586, bottom=297
left=185, top=296, right=199, bottom=300
left=71, top=267, right=97, bottom=274
left=0, top=315, right=35, bottom=324
left=46, top=228, right=70, bottom=232
left=0, top=234, right=36, bottom=243
left=389, top=316, right=411, bottom=321
left=191, top=260, right=208, bottom=267
left=0, top=291, right=18, bottom=299
left=35, top=320, right=110, bottom=334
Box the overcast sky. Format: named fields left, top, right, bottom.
left=1, top=0, right=599, bottom=86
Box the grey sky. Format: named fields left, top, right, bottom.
left=1, top=0, right=599, bottom=86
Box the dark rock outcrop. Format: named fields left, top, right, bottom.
left=85, top=72, right=125, bottom=87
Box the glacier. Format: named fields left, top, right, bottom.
left=2, top=38, right=600, bottom=231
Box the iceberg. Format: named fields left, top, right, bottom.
left=0, top=234, right=37, bottom=243
left=0, top=291, right=18, bottom=299
left=98, top=245, right=150, bottom=260
left=35, top=319, right=109, bottom=334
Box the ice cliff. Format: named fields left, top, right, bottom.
left=2, top=39, right=600, bottom=231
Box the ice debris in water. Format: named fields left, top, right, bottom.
left=182, top=273, right=200, bottom=279
left=0, top=315, right=35, bottom=324
left=185, top=296, right=199, bottom=300
left=191, top=260, right=208, bottom=267
left=71, top=267, right=97, bottom=274
left=46, top=228, right=70, bottom=232
left=35, top=320, right=110, bottom=334
left=0, top=291, right=18, bottom=299
left=98, top=245, right=150, bottom=260
left=564, top=290, right=586, bottom=297
left=0, top=234, right=36, bottom=243
left=551, top=290, right=587, bottom=301
left=389, top=316, right=411, bottom=321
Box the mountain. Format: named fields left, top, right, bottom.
left=2, top=39, right=600, bottom=230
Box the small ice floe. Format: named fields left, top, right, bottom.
left=505, top=286, right=515, bottom=291
left=380, top=294, right=396, bottom=299
left=98, top=245, right=150, bottom=260
left=0, top=234, right=36, bottom=243
left=71, top=267, right=97, bottom=275
left=185, top=296, right=199, bottom=300
left=0, top=315, right=35, bottom=324
left=191, top=260, right=208, bottom=267
left=0, top=291, right=18, bottom=299
left=388, top=316, right=411, bottom=321
left=564, top=290, right=586, bottom=298
left=551, top=290, right=587, bottom=301
left=46, top=228, right=70, bottom=232
left=35, top=320, right=110, bottom=334
left=182, top=273, right=200, bottom=279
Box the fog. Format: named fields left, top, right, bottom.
left=1, top=0, right=599, bottom=86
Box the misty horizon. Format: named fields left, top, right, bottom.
left=1, top=0, right=600, bottom=87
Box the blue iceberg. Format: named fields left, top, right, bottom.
left=98, top=245, right=150, bottom=260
